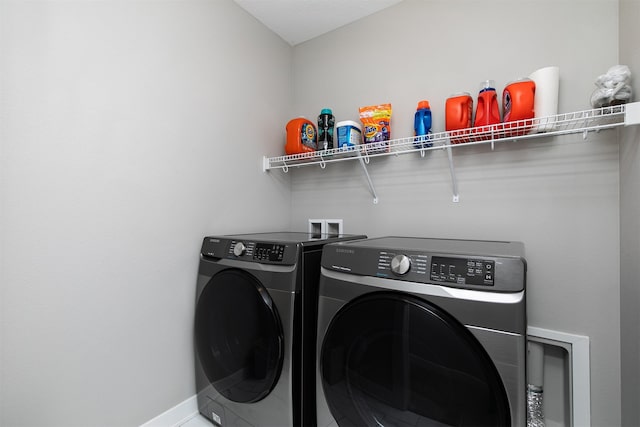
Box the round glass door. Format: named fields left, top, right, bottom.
left=195, top=268, right=284, bottom=403
left=320, top=292, right=510, bottom=426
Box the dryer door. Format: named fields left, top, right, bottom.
left=320, top=292, right=511, bottom=426
left=195, top=268, right=284, bottom=403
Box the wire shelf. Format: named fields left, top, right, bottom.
left=263, top=104, right=630, bottom=172
left=262, top=102, right=639, bottom=203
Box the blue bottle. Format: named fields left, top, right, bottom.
left=414, top=100, right=432, bottom=148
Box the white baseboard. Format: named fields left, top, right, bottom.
left=140, top=394, right=199, bottom=427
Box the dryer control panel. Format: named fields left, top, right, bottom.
left=430, top=256, right=494, bottom=286
left=378, top=252, right=429, bottom=276
left=322, top=240, right=526, bottom=292
left=375, top=251, right=493, bottom=286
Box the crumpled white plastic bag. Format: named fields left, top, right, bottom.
left=591, top=65, right=633, bottom=108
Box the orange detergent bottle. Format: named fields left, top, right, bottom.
left=446, top=92, right=473, bottom=144
left=473, top=80, right=501, bottom=141
left=503, top=78, right=536, bottom=136
left=285, top=117, right=317, bottom=155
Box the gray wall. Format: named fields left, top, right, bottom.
left=290, top=0, right=622, bottom=425
left=619, top=1, right=640, bottom=425
left=0, top=1, right=292, bottom=425
left=1, top=0, right=635, bottom=426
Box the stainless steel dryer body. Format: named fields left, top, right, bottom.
left=316, top=237, right=527, bottom=427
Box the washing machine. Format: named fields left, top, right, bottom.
left=316, top=237, right=527, bottom=427
left=194, top=232, right=366, bottom=427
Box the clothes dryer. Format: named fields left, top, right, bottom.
left=195, top=232, right=366, bottom=427
left=316, top=237, right=527, bottom=427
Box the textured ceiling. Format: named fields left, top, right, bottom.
left=234, top=0, right=403, bottom=45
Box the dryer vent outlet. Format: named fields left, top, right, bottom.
left=527, top=385, right=545, bottom=427
left=308, top=219, right=343, bottom=237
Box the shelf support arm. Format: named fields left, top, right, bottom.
left=445, top=139, right=460, bottom=203
left=625, top=101, right=640, bottom=125
left=357, top=151, right=379, bottom=204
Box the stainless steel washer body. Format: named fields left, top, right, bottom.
left=194, top=232, right=365, bottom=427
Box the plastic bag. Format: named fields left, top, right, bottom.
left=359, top=103, right=392, bottom=153
left=591, top=65, right=633, bottom=108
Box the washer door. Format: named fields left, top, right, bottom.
left=320, top=292, right=511, bottom=426
left=195, top=268, right=284, bottom=403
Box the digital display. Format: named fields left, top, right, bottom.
left=253, top=243, right=285, bottom=262
left=430, top=256, right=495, bottom=286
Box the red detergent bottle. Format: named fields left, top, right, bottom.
left=503, top=78, right=536, bottom=136
left=473, top=80, right=501, bottom=141
left=446, top=92, right=473, bottom=144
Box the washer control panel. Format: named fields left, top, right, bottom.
left=201, top=237, right=296, bottom=265
left=431, top=256, right=495, bottom=286
left=228, top=241, right=255, bottom=258
left=252, top=243, right=286, bottom=262
left=227, top=241, right=286, bottom=262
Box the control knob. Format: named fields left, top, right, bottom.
left=390, top=254, right=411, bottom=275
left=233, top=242, right=246, bottom=257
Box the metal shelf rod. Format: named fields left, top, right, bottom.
left=445, top=139, right=459, bottom=203
left=356, top=151, right=378, bottom=204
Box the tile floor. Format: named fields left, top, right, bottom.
left=179, top=414, right=211, bottom=427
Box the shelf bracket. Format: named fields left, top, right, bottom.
left=357, top=151, right=379, bottom=204
left=625, top=101, right=640, bottom=125
left=445, top=140, right=460, bottom=203
left=262, top=156, right=270, bottom=172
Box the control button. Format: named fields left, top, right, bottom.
left=390, top=254, right=411, bottom=275
left=233, top=242, right=246, bottom=257
left=485, top=263, right=493, bottom=270
left=485, top=273, right=493, bottom=281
